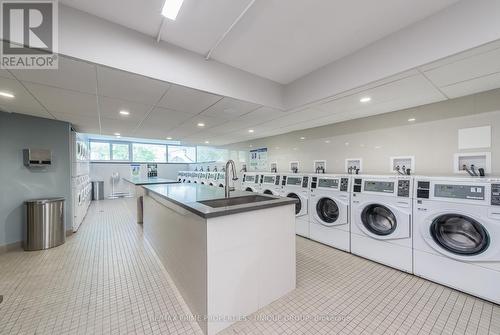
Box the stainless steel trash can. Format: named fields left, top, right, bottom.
left=92, top=181, right=104, bottom=200
left=25, top=198, right=66, bottom=251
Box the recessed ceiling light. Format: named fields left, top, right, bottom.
left=166, top=137, right=173, bottom=140
left=408, top=118, right=416, bottom=122
left=300, top=137, right=305, bottom=140
left=0, top=91, right=15, bottom=99
left=325, top=140, right=331, bottom=144
left=345, top=142, right=349, bottom=146
left=119, top=110, right=130, bottom=116
left=114, top=133, right=121, bottom=136
left=248, top=129, right=254, bottom=133
left=161, top=0, right=185, bottom=20
left=375, top=145, right=382, bottom=149
left=204, top=141, right=209, bottom=144
left=197, top=122, right=205, bottom=127
left=360, top=97, right=371, bottom=103
left=249, top=144, right=253, bottom=147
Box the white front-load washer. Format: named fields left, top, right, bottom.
left=241, top=172, right=261, bottom=192
left=309, top=174, right=351, bottom=252
left=350, top=175, right=413, bottom=273
left=413, top=176, right=500, bottom=304
left=281, top=174, right=310, bottom=238
left=258, top=173, right=282, bottom=196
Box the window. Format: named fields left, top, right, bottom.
left=90, top=142, right=110, bottom=160
left=132, top=143, right=166, bottom=162
left=111, top=143, right=130, bottom=161
left=197, top=146, right=228, bottom=163
left=168, top=146, right=196, bottom=163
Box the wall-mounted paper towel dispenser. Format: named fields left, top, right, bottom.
left=23, top=148, right=52, bottom=167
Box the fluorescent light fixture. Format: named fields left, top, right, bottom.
left=0, top=91, right=15, bottom=98
left=166, top=137, right=173, bottom=140
left=360, top=97, right=371, bottom=103
left=119, top=110, right=130, bottom=116
left=197, top=123, right=205, bottom=127
left=248, top=129, right=254, bottom=133
left=408, top=118, right=416, bottom=122
left=162, top=0, right=184, bottom=20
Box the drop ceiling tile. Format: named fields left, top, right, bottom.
left=236, top=106, right=287, bottom=124
left=156, top=84, right=222, bottom=114
left=423, top=47, right=500, bottom=88
left=51, top=111, right=100, bottom=132
left=138, top=107, right=194, bottom=133
left=99, top=96, right=151, bottom=122
left=12, top=56, right=97, bottom=94
left=440, top=72, right=500, bottom=99
left=97, top=66, right=170, bottom=105
left=100, top=117, right=140, bottom=134
left=25, top=82, right=98, bottom=117
left=0, top=77, right=51, bottom=118
left=201, top=97, right=261, bottom=120
left=0, top=69, right=14, bottom=79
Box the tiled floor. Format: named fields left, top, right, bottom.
left=0, top=200, right=498, bottom=335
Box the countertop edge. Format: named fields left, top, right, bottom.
left=122, top=177, right=180, bottom=186
left=143, top=185, right=297, bottom=219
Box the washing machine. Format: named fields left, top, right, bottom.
left=206, top=172, right=216, bottom=186
left=281, top=174, right=310, bottom=237
left=241, top=172, right=261, bottom=192
left=413, top=176, right=500, bottom=304
left=309, top=174, right=351, bottom=252
left=258, top=173, right=282, bottom=196
left=350, top=175, right=413, bottom=273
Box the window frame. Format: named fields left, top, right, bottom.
left=89, top=139, right=197, bottom=164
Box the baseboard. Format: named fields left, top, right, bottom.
left=0, top=241, right=22, bottom=254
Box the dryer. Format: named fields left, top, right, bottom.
left=258, top=173, right=282, bottom=196
left=413, top=176, right=500, bottom=304
left=309, top=174, right=351, bottom=252
left=241, top=172, right=261, bottom=192
left=281, top=174, right=310, bottom=238
left=350, top=175, right=413, bottom=273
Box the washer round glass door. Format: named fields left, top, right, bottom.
left=263, top=189, right=273, bottom=195
left=287, top=193, right=302, bottom=215
left=245, top=187, right=253, bottom=192
left=361, top=204, right=397, bottom=236
left=430, top=214, right=489, bottom=255
left=316, top=197, right=339, bottom=225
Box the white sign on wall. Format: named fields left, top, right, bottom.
left=249, top=148, right=268, bottom=171
left=458, top=126, right=491, bottom=149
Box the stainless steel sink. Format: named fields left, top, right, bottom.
left=198, top=195, right=276, bottom=208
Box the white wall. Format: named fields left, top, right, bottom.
left=90, top=163, right=188, bottom=198
left=224, top=89, right=500, bottom=176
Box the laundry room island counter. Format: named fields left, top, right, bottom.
left=142, top=183, right=297, bottom=335
left=122, top=177, right=180, bottom=224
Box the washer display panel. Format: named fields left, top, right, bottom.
left=430, top=214, right=489, bottom=255
left=316, top=198, right=339, bottom=224
left=361, top=204, right=397, bottom=236
left=287, top=193, right=302, bottom=214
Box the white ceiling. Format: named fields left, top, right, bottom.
left=60, top=0, right=460, bottom=84
left=1, top=39, right=500, bottom=146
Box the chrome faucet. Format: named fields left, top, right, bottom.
left=225, top=160, right=238, bottom=198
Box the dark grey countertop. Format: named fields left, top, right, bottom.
left=143, top=183, right=297, bottom=218
left=122, top=177, right=180, bottom=186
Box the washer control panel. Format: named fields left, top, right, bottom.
left=340, top=178, right=349, bottom=192
left=397, top=179, right=411, bottom=197
left=492, top=184, right=500, bottom=206
left=353, top=178, right=362, bottom=193
left=310, top=176, right=318, bottom=189
left=302, top=176, right=309, bottom=188
left=275, top=175, right=280, bottom=186
left=416, top=181, right=430, bottom=199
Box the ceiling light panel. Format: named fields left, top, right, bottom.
left=162, top=0, right=185, bottom=20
